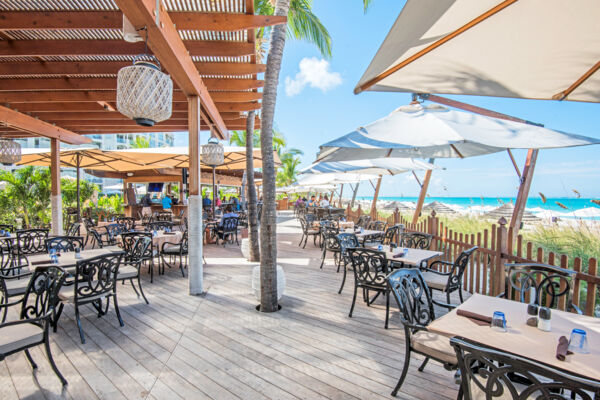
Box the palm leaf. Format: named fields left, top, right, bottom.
left=288, top=0, right=332, bottom=58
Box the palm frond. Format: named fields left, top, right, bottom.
left=287, top=0, right=332, bottom=58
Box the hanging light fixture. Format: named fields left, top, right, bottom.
left=202, top=137, right=224, bottom=216
left=0, top=139, right=21, bottom=166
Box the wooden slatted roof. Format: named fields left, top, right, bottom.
left=0, top=0, right=275, bottom=141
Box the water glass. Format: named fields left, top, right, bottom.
left=568, top=329, right=589, bottom=354
left=377, top=244, right=383, bottom=251
left=75, top=246, right=82, bottom=260
left=0, top=230, right=4, bottom=236
left=491, top=311, right=507, bottom=332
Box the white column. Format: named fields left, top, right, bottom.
left=188, top=95, right=203, bottom=295
left=50, top=138, right=63, bottom=235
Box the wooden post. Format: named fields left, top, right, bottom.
left=370, top=176, right=382, bottom=217
left=509, top=149, right=538, bottom=240
left=187, top=95, right=204, bottom=295
left=495, top=217, right=509, bottom=296
left=350, top=182, right=359, bottom=209
left=338, top=184, right=344, bottom=208
left=412, top=168, right=433, bottom=224
left=50, top=138, right=63, bottom=235
left=429, top=210, right=439, bottom=251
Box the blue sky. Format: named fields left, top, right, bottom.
left=179, top=0, right=600, bottom=198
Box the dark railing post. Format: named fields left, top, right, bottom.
left=495, top=217, right=509, bottom=296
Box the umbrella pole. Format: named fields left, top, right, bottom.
left=509, top=149, right=538, bottom=238
left=412, top=169, right=433, bottom=225
left=76, top=154, right=81, bottom=222
left=370, top=176, right=382, bottom=218
left=338, top=184, right=344, bottom=207
left=212, top=166, right=216, bottom=216
left=350, top=183, right=359, bottom=209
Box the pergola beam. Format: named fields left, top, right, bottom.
left=0, top=61, right=266, bottom=76
left=0, top=77, right=264, bottom=91
left=0, top=105, right=91, bottom=145
left=0, top=11, right=286, bottom=31
left=8, top=101, right=261, bottom=113
left=0, top=91, right=262, bottom=103
left=114, top=0, right=229, bottom=138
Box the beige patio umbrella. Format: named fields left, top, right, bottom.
left=355, top=0, right=600, bottom=102
left=483, top=202, right=539, bottom=224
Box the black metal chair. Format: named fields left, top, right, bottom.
left=16, top=229, right=49, bottom=256
left=420, top=246, right=478, bottom=304
left=367, top=220, right=387, bottom=231
left=502, top=263, right=582, bottom=314
left=154, top=211, right=172, bottom=222
left=336, top=233, right=361, bottom=294
left=214, top=217, right=239, bottom=246
left=0, top=224, right=15, bottom=233
left=45, top=236, right=84, bottom=253
left=105, top=223, right=126, bottom=245
left=146, top=221, right=174, bottom=232
left=0, top=266, right=67, bottom=385
left=0, top=245, right=32, bottom=322
left=318, top=220, right=338, bottom=249
left=66, top=221, right=81, bottom=237
left=118, top=237, right=152, bottom=304
left=82, top=218, right=96, bottom=247
left=356, top=215, right=371, bottom=229
left=387, top=268, right=457, bottom=397
left=320, top=226, right=341, bottom=269
left=55, top=252, right=125, bottom=344
left=160, top=231, right=188, bottom=277
left=121, top=231, right=156, bottom=282
left=379, top=224, right=404, bottom=246
left=450, top=336, right=600, bottom=400
left=347, top=248, right=391, bottom=328
left=299, top=216, right=320, bottom=248
left=116, top=217, right=136, bottom=231
left=141, top=214, right=153, bottom=227
left=87, top=228, right=106, bottom=249
left=400, top=232, right=433, bottom=249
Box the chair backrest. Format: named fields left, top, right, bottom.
left=45, top=236, right=84, bottom=253
left=155, top=211, right=172, bottom=222
left=66, top=221, right=81, bottom=237
left=337, top=233, right=360, bottom=255
left=387, top=268, right=436, bottom=328
left=222, top=217, right=238, bottom=233
left=83, top=218, right=95, bottom=230
left=446, top=247, right=478, bottom=291
left=503, top=263, right=578, bottom=311
left=141, top=214, right=152, bottom=225
left=356, top=215, right=371, bottom=228
left=322, top=226, right=341, bottom=251
left=450, top=336, right=600, bottom=400
left=400, top=232, right=433, bottom=250
left=88, top=228, right=104, bottom=248
left=20, top=266, right=65, bottom=320
left=146, top=221, right=174, bottom=232
left=127, top=237, right=152, bottom=264
left=181, top=231, right=188, bottom=253
left=0, top=224, right=15, bottom=234
left=0, top=244, right=14, bottom=275
left=367, top=220, right=386, bottom=231
left=304, top=213, right=316, bottom=224
left=120, top=232, right=153, bottom=259
left=347, top=248, right=389, bottom=288
left=382, top=224, right=404, bottom=246
left=116, top=217, right=136, bottom=231
left=17, top=229, right=49, bottom=255
left=73, top=252, right=124, bottom=303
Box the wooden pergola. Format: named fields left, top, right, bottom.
left=0, top=0, right=283, bottom=295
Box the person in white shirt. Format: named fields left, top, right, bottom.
left=319, top=195, right=330, bottom=207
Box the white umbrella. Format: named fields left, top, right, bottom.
left=296, top=173, right=379, bottom=186
left=300, top=157, right=438, bottom=175
left=317, top=103, right=600, bottom=162
left=354, top=0, right=600, bottom=102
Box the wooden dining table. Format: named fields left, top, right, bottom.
left=26, top=247, right=123, bottom=273
left=427, top=293, right=600, bottom=380
left=367, top=245, right=443, bottom=268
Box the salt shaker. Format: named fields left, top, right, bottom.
left=526, top=304, right=538, bottom=327
left=538, top=307, right=551, bottom=332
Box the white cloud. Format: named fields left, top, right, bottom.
left=284, top=57, right=342, bottom=96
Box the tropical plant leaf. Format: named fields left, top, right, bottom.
left=591, top=199, right=600, bottom=206
left=572, top=189, right=581, bottom=198
left=539, top=192, right=547, bottom=203
left=556, top=201, right=569, bottom=210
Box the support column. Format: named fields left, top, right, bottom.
left=370, top=176, right=382, bottom=217
left=50, top=138, right=63, bottom=235
left=412, top=159, right=435, bottom=225
left=188, top=96, right=204, bottom=295
left=350, top=182, right=360, bottom=209
left=509, top=149, right=538, bottom=238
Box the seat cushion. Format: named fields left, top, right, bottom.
left=4, top=277, right=30, bottom=296
left=410, top=330, right=457, bottom=365
left=58, top=286, right=107, bottom=303
left=117, top=265, right=138, bottom=280
left=307, top=229, right=320, bottom=234
left=0, top=323, right=44, bottom=355
left=420, top=271, right=449, bottom=291
left=162, top=244, right=181, bottom=254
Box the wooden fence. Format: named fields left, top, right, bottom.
left=344, top=204, right=600, bottom=317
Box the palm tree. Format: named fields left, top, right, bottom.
left=276, top=153, right=302, bottom=187
left=130, top=135, right=150, bottom=148
left=245, top=111, right=260, bottom=262
left=257, top=0, right=372, bottom=311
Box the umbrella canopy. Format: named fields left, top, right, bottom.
left=422, top=201, right=457, bottom=215
left=106, top=146, right=281, bottom=171
left=296, top=172, right=380, bottom=186
left=317, top=103, right=600, bottom=162
left=300, top=157, right=438, bottom=175
left=354, top=0, right=600, bottom=102
left=279, top=184, right=336, bottom=194
left=18, top=147, right=156, bottom=171
left=483, top=203, right=539, bottom=223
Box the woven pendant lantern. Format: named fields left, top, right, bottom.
left=0, top=139, right=21, bottom=166
left=117, top=56, right=173, bottom=127
left=202, top=137, right=225, bottom=166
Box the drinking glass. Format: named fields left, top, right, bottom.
left=568, top=329, right=589, bottom=354
left=491, top=311, right=507, bottom=332
left=377, top=244, right=383, bottom=251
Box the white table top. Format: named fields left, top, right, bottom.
left=428, top=293, right=600, bottom=380
left=27, top=247, right=123, bottom=272
left=368, top=245, right=443, bottom=267
left=352, top=229, right=384, bottom=238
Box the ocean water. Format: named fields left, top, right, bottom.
left=355, top=196, right=599, bottom=213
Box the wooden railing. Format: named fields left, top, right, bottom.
left=344, top=204, right=600, bottom=317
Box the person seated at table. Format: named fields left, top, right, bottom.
left=162, top=194, right=172, bottom=210
left=308, top=196, right=317, bottom=207
left=219, top=205, right=238, bottom=227
left=320, top=195, right=330, bottom=207
left=202, top=194, right=212, bottom=210
left=232, top=196, right=240, bottom=211
left=295, top=197, right=304, bottom=207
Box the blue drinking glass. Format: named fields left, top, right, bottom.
left=568, top=329, right=589, bottom=354
left=491, top=311, right=507, bottom=332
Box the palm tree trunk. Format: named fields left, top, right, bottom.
left=259, top=0, right=290, bottom=312
left=246, top=110, right=260, bottom=262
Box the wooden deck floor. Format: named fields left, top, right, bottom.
left=1, top=212, right=459, bottom=400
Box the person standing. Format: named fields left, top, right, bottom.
left=141, top=192, right=153, bottom=216
left=162, top=194, right=172, bottom=211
